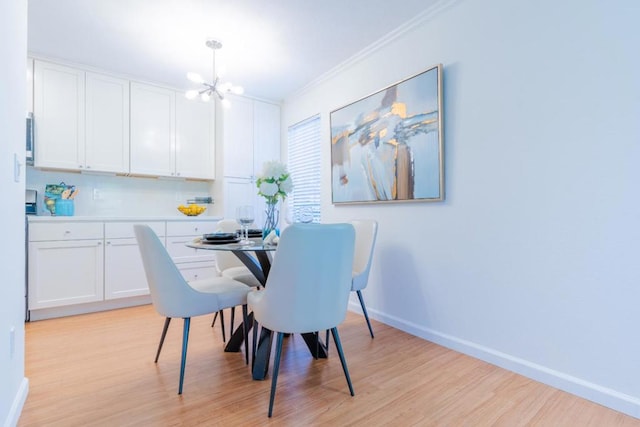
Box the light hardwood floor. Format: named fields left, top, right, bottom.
left=19, top=305, right=640, bottom=426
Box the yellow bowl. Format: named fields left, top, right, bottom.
left=177, top=204, right=206, bottom=216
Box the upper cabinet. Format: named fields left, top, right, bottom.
left=129, top=82, right=176, bottom=177
left=85, top=72, right=130, bottom=173
left=129, top=82, right=216, bottom=179
left=223, top=96, right=280, bottom=179
left=31, top=59, right=216, bottom=180
left=175, top=95, right=215, bottom=180
left=33, top=60, right=85, bottom=170
left=33, top=60, right=130, bottom=173
left=222, top=96, right=281, bottom=221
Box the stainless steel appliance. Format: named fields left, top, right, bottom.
left=26, top=189, right=37, bottom=215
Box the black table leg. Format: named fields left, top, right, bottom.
left=224, top=312, right=253, bottom=352
left=252, top=326, right=274, bottom=380
left=301, top=332, right=328, bottom=358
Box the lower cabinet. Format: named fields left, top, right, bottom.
left=104, top=221, right=165, bottom=300
left=28, top=239, right=104, bottom=309
left=28, top=218, right=221, bottom=319
left=165, top=220, right=218, bottom=280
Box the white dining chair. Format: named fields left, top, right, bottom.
left=248, top=223, right=356, bottom=417
left=210, top=219, right=261, bottom=339
left=134, top=224, right=251, bottom=394
left=350, top=219, right=378, bottom=338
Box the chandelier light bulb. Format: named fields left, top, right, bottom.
left=231, top=86, right=244, bottom=95
left=200, top=92, right=211, bottom=102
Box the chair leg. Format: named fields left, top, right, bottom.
left=357, top=290, right=374, bottom=338
left=242, top=305, right=249, bottom=365
left=330, top=327, right=354, bottom=396
left=252, top=317, right=259, bottom=370
left=325, top=329, right=330, bottom=352
left=268, top=332, right=285, bottom=417
left=178, top=318, right=191, bottom=395
left=155, top=317, right=171, bottom=363
left=230, top=307, right=236, bottom=341
left=219, top=309, right=226, bottom=342
left=210, top=311, right=218, bottom=327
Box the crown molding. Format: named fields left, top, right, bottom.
left=287, top=0, right=463, bottom=101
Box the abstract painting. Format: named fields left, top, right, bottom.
left=330, top=64, right=444, bottom=204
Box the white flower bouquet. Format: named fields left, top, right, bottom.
left=256, top=161, right=293, bottom=205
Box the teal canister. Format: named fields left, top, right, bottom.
left=55, top=199, right=75, bottom=216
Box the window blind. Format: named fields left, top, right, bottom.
left=287, top=114, right=321, bottom=223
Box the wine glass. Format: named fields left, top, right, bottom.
left=236, top=205, right=254, bottom=245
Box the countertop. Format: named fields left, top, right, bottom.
left=27, top=215, right=223, bottom=223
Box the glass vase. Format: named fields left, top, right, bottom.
left=262, top=202, right=279, bottom=241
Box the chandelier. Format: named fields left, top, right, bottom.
left=185, top=39, right=243, bottom=107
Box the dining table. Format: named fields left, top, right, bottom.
left=186, top=238, right=329, bottom=380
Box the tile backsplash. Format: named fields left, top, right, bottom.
left=26, top=167, right=218, bottom=217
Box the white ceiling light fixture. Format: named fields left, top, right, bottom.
left=185, top=39, right=244, bottom=108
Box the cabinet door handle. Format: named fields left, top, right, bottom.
left=97, top=241, right=102, bottom=246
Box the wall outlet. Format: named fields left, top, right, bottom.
left=93, top=188, right=101, bottom=200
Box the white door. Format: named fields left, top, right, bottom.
left=28, top=240, right=104, bottom=309
left=33, top=60, right=85, bottom=170
left=85, top=72, right=130, bottom=173
left=130, top=82, right=176, bottom=177
left=175, top=96, right=215, bottom=179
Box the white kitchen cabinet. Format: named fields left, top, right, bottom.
left=175, top=96, right=215, bottom=179
left=130, top=82, right=216, bottom=179
left=130, top=82, right=176, bottom=177
left=28, top=222, right=104, bottom=310
left=33, top=60, right=130, bottom=173
left=104, top=221, right=165, bottom=300
left=33, top=60, right=85, bottom=170
left=85, top=72, right=130, bottom=173
left=27, top=217, right=222, bottom=319
left=177, top=261, right=218, bottom=282
left=253, top=101, right=281, bottom=175
left=165, top=220, right=219, bottom=279
left=223, top=95, right=255, bottom=178
left=222, top=96, right=281, bottom=224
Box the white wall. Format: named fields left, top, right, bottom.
left=0, top=1, right=29, bottom=425
left=283, top=0, right=640, bottom=418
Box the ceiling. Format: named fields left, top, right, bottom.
left=27, top=0, right=438, bottom=102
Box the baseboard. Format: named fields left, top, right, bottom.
left=348, top=302, right=640, bottom=419
left=3, top=377, right=28, bottom=427
left=28, top=296, right=152, bottom=321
